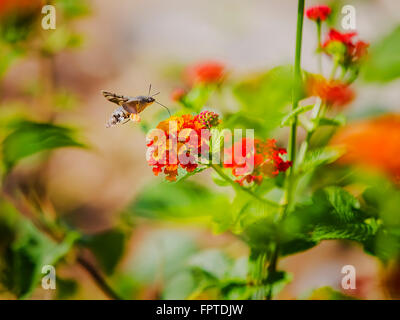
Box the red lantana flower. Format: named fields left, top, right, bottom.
left=323, top=29, right=357, bottom=48
left=147, top=111, right=220, bottom=181
left=185, top=61, right=225, bottom=85
left=307, top=75, right=355, bottom=108
left=323, top=29, right=369, bottom=64
left=223, top=138, right=291, bottom=186
left=306, top=5, right=331, bottom=22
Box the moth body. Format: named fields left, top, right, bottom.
left=102, top=87, right=169, bottom=127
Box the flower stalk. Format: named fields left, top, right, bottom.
left=266, top=0, right=305, bottom=300
left=210, top=163, right=279, bottom=208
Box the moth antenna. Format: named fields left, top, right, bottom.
left=151, top=92, right=160, bottom=97
left=155, top=100, right=171, bottom=117
left=148, top=84, right=152, bottom=96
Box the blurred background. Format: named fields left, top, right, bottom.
left=0, top=0, right=400, bottom=300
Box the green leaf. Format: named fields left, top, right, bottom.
left=233, top=66, right=298, bottom=136
left=162, top=270, right=196, bottom=300
left=128, top=230, right=197, bottom=284
left=281, top=104, right=314, bottom=127
left=311, top=223, right=377, bottom=242
left=81, top=229, right=126, bottom=275
left=174, top=166, right=207, bottom=183
left=130, top=180, right=230, bottom=221
left=246, top=187, right=378, bottom=258
left=363, top=26, right=400, bottom=82
left=242, top=218, right=276, bottom=255
left=324, top=186, right=360, bottom=223
left=182, top=85, right=213, bottom=112
left=315, top=115, right=346, bottom=127
left=188, top=249, right=232, bottom=280
left=56, top=277, right=78, bottom=299
left=300, top=146, right=344, bottom=173
left=2, top=120, right=85, bottom=172
left=0, top=206, right=79, bottom=299
left=265, top=270, right=292, bottom=298
left=211, top=171, right=230, bottom=186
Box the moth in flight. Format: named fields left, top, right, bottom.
left=102, top=85, right=170, bottom=127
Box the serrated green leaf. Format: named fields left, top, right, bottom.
left=311, top=223, right=377, bottom=242
left=300, top=146, right=344, bottom=172
left=324, top=186, right=360, bottom=223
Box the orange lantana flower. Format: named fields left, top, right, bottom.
left=330, top=114, right=400, bottom=183
left=147, top=111, right=220, bottom=181
left=307, top=75, right=354, bottom=108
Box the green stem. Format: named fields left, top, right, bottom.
left=340, top=66, right=347, bottom=80
left=266, top=0, right=305, bottom=300
left=77, top=256, right=123, bottom=300
left=330, top=59, right=339, bottom=80
left=288, top=0, right=305, bottom=173
left=210, top=164, right=279, bottom=208
left=297, top=101, right=325, bottom=164
left=316, top=20, right=322, bottom=74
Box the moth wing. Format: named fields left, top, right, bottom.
left=122, top=97, right=141, bottom=114
left=102, top=90, right=130, bottom=106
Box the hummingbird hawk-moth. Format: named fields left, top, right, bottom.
left=102, top=85, right=170, bottom=128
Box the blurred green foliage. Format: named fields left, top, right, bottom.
left=1, top=120, right=85, bottom=173
left=0, top=200, right=80, bottom=299
left=363, top=26, right=400, bottom=83
left=228, top=65, right=296, bottom=138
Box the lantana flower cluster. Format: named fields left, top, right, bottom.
left=306, top=5, right=331, bottom=22
left=147, top=111, right=220, bottom=181
left=306, top=74, right=355, bottom=108
left=171, top=61, right=226, bottom=102
left=223, top=138, right=292, bottom=186
left=306, top=5, right=369, bottom=67
left=323, top=29, right=369, bottom=67
left=305, top=5, right=368, bottom=109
